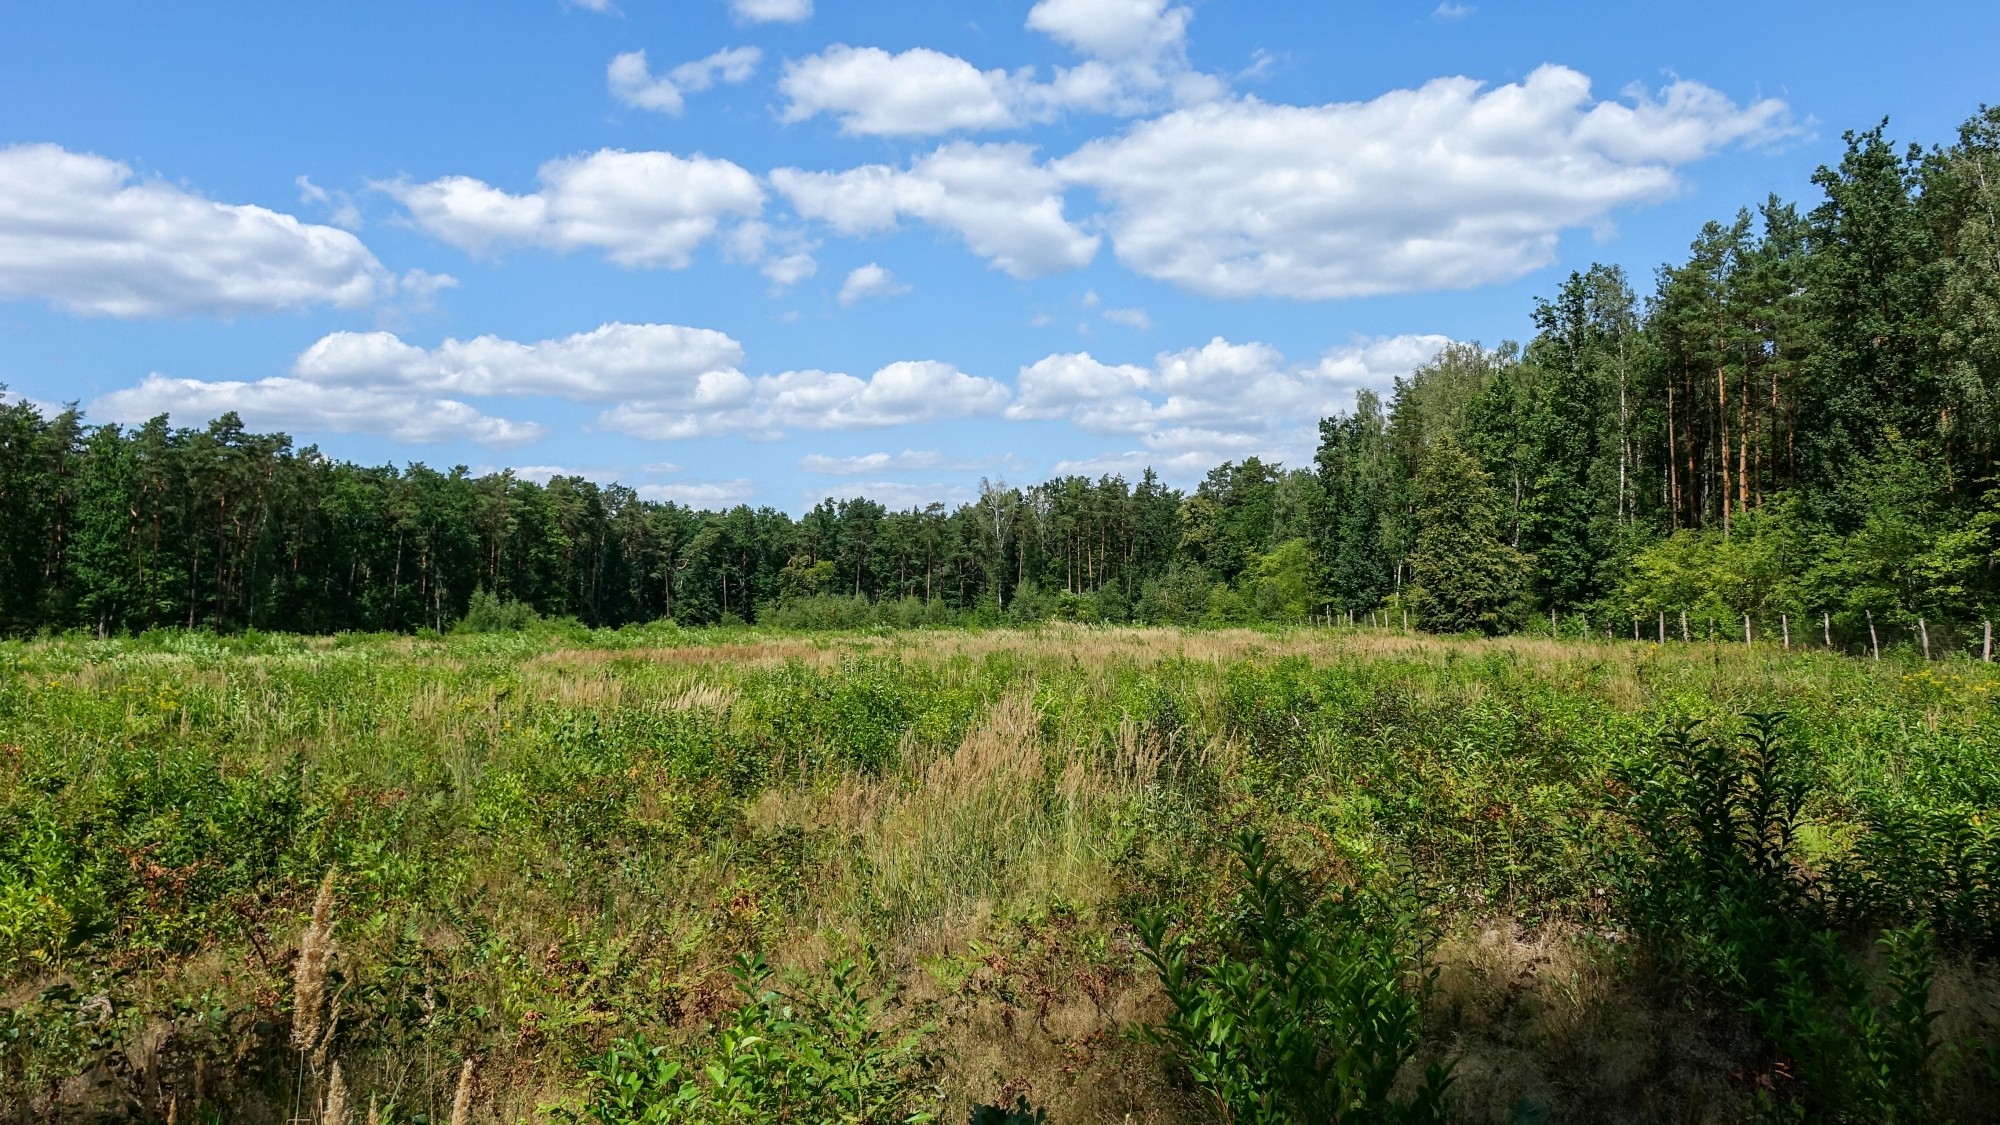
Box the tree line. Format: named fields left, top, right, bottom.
left=2, top=108, right=1997, bottom=644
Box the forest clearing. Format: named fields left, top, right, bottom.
left=3, top=623, right=1996, bottom=1123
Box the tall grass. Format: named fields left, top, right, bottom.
left=0, top=625, right=1995, bottom=1121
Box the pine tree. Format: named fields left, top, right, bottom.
left=1408, top=435, right=1528, bottom=634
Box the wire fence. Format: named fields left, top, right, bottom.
left=1308, top=606, right=1997, bottom=662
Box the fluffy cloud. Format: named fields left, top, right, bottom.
left=1006, top=352, right=1150, bottom=424
left=780, top=3, right=1216, bottom=137
left=91, top=321, right=753, bottom=451
left=603, top=358, right=1008, bottom=439
left=1016, top=334, right=1452, bottom=479
left=0, top=144, right=391, bottom=317
left=781, top=46, right=1020, bottom=136
left=608, top=46, right=761, bottom=115
left=798, top=449, right=1010, bottom=475
left=92, top=317, right=1016, bottom=450
left=731, top=0, right=810, bottom=23
left=638, top=479, right=757, bottom=505
left=95, top=375, right=545, bottom=448
left=801, top=480, right=976, bottom=508
left=293, top=322, right=749, bottom=404
left=837, top=262, right=908, bottom=305
left=773, top=142, right=1098, bottom=277
left=771, top=65, right=1781, bottom=296
left=765, top=360, right=1009, bottom=429
left=1059, top=65, right=1794, bottom=298
left=1026, top=0, right=1191, bottom=59
left=384, top=148, right=763, bottom=267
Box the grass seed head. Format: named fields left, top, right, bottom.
left=292, top=868, right=337, bottom=1055
left=320, top=1060, right=351, bottom=1125
left=449, top=1058, right=475, bottom=1125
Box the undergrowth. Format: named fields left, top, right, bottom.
left=0, top=625, right=1994, bottom=1122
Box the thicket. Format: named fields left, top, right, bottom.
left=4, top=109, right=1999, bottom=649
left=2, top=626, right=1996, bottom=1121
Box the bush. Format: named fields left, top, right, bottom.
left=761, top=595, right=959, bottom=631
left=561, top=953, right=936, bottom=1124
left=1136, top=830, right=1451, bottom=1124
left=1609, top=713, right=1944, bottom=1120
left=454, top=588, right=538, bottom=633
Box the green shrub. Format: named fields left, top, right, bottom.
left=1610, top=713, right=1945, bottom=1121
left=1135, top=830, right=1451, bottom=1125
left=455, top=589, right=538, bottom=633
left=561, top=952, right=936, bottom=1124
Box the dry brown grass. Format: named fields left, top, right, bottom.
left=291, top=869, right=337, bottom=1056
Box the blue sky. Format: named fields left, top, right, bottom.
left=3, top=0, right=1996, bottom=511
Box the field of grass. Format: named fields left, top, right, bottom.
left=3, top=623, right=1998, bottom=1123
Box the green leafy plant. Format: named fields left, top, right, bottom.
left=1135, top=830, right=1451, bottom=1125
left=1610, top=713, right=1946, bottom=1121
left=455, top=589, right=539, bottom=634
left=562, top=952, right=936, bottom=1124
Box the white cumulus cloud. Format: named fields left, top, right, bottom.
left=1014, top=334, right=1454, bottom=480
left=798, top=449, right=1010, bottom=475
left=780, top=4, right=1218, bottom=138
left=91, top=321, right=757, bottom=451
left=1026, top=0, right=1192, bottom=59
left=773, top=142, right=1098, bottom=278
left=608, top=46, right=761, bottom=115
left=801, top=480, right=976, bottom=508
left=763, top=360, right=1010, bottom=429
left=731, top=0, right=810, bottom=23
left=384, top=148, right=763, bottom=268
left=602, top=358, right=1009, bottom=439
left=95, top=375, right=545, bottom=448
left=293, top=322, right=750, bottom=404
left=1057, top=65, right=1794, bottom=299
left=781, top=46, right=1021, bottom=136
left=0, top=144, right=392, bottom=317
left=638, top=479, right=758, bottom=505
left=837, top=262, right=909, bottom=305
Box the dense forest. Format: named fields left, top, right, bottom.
left=3, top=109, right=1999, bottom=646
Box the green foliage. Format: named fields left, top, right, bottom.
left=1616, top=502, right=1806, bottom=621
left=1136, top=830, right=1451, bottom=1124
left=5, top=624, right=2000, bottom=1120
left=1610, top=714, right=1948, bottom=1121
left=1244, top=539, right=1317, bottom=622
left=1408, top=436, right=1527, bottom=634
left=455, top=588, right=540, bottom=633
left=561, top=953, right=935, bottom=1125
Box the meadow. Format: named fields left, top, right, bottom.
left=2, top=623, right=1997, bottom=1123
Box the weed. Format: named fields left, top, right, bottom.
left=1136, top=830, right=1452, bottom=1124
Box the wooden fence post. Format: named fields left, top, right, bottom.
left=1824, top=611, right=1832, bottom=648
left=1402, top=610, right=1409, bottom=632
left=1680, top=610, right=1690, bottom=642
left=1744, top=615, right=1752, bottom=645
left=1986, top=619, right=1993, bottom=663
left=1867, top=609, right=1880, bottom=660
left=1781, top=613, right=1790, bottom=650
left=1919, top=618, right=1931, bottom=661
left=1658, top=611, right=1666, bottom=643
